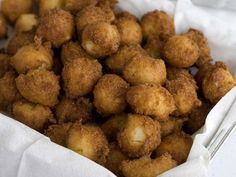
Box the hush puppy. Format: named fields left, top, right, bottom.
left=64, top=0, right=98, bottom=14
left=144, top=37, right=162, bottom=58
left=160, top=117, right=184, bottom=137
left=38, top=0, right=64, bottom=14
left=0, top=53, right=11, bottom=78
left=0, top=14, right=8, bottom=39
left=15, top=13, right=38, bottom=32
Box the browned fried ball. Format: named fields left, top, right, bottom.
left=121, top=153, right=177, bottom=177
left=0, top=53, right=11, bottom=78
left=16, top=69, right=60, bottom=107
left=64, top=0, right=98, bottom=14
left=12, top=100, right=53, bottom=131
left=93, top=74, right=129, bottom=115
left=118, top=114, right=161, bottom=158
left=160, top=117, right=184, bottom=137
left=163, top=35, right=199, bottom=68
left=55, top=97, right=93, bottom=123
left=66, top=123, right=109, bottom=165
left=38, top=0, right=64, bottom=14
left=127, top=85, right=176, bottom=121
left=155, top=132, right=193, bottom=164
left=36, top=9, right=74, bottom=47
left=195, top=62, right=214, bottom=86
left=0, top=14, right=8, bottom=39
left=15, top=13, right=38, bottom=32
left=143, top=37, right=162, bottom=58
left=81, top=22, right=120, bottom=58
left=115, top=11, right=137, bottom=21
left=123, top=55, right=166, bottom=86
left=62, top=58, right=102, bottom=98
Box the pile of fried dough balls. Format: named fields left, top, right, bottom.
left=0, top=0, right=235, bottom=177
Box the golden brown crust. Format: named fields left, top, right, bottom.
left=115, top=11, right=137, bottom=22
left=93, top=74, right=129, bottom=115
left=0, top=53, right=11, bottom=78
left=15, top=13, right=38, bottom=32
left=64, top=0, right=98, bottom=14
left=62, top=58, right=102, bottom=98
left=38, top=0, right=64, bottom=15
left=0, top=14, right=8, bottom=39
left=143, top=37, right=162, bottom=58
left=160, top=117, right=184, bottom=137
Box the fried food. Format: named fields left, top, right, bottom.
left=36, top=9, right=74, bottom=47
left=93, top=74, right=129, bottom=115
left=82, top=22, right=120, bottom=58
left=0, top=14, right=8, bottom=39
left=0, top=53, right=11, bottom=78
left=101, top=114, right=127, bottom=141
left=12, top=100, right=53, bottom=131
left=55, top=97, right=93, bottom=123
left=123, top=55, right=166, bottom=86
left=155, top=132, right=193, bottom=164
left=141, top=10, right=175, bottom=41
left=115, top=11, right=137, bottom=21
left=143, top=37, right=162, bottom=58
left=114, top=17, right=142, bottom=46
left=184, top=28, right=212, bottom=67
left=11, top=43, right=53, bottom=74
left=117, top=114, right=161, bottom=158
left=127, top=85, right=176, bottom=121
left=44, top=123, right=72, bottom=146
left=98, top=0, right=118, bottom=8
left=62, top=58, right=102, bottom=98
left=121, top=153, right=177, bottom=177
left=106, top=45, right=148, bottom=74
left=195, top=62, right=214, bottom=86
left=163, top=35, right=199, bottom=68
left=166, top=78, right=201, bottom=116
left=64, top=0, right=98, bottom=14
left=15, top=13, right=38, bottom=32
left=16, top=70, right=60, bottom=107
left=38, top=0, right=63, bottom=14
left=1, top=0, right=32, bottom=23
left=160, top=117, right=184, bottom=137
left=66, top=123, right=109, bottom=165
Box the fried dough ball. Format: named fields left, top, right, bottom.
left=12, top=100, right=53, bottom=131
left=143, top=37, right=162, bottom=58
left=66, top=123, right=109, bottom=165
left=36, top=9, right=74, bottom=47
left=93, top=74, right=129, bottom=115
left=44, top=123, right=72, bottom=146
left=127, top=85, right=176, bottom=121
left=16, top=70, right=60, bottom=107
left=98, top=0, right=118, bottom=8
left=123, top=56, right=166, bottom=86
left=61, top=41, right=93, bottom=64
left=1, top=0, right=32, bottom=23
left=81, top=22, right=120, bottom=58
left=0, top=53, right=11, bottom=78
left=38, top=0, right=64, bottom=14
left=184, top=100, right=211, bottom=134
left=202, top=63, right=236, bottom=103
left=166, top=78, right=201, bottom=116
left=105, top=142, right=128, bottom=176
left=15, top=13, right=38, bottom=32
left=184, top=28, right=212, bottom=67
left=6, top=31, right=35, bottom=55
left=114, top=18, right=142, bottom=46
left=55, top=97, right=93, bottom=123
left=163, top=35, right=199, bottom=68
left=64, top=0, right=98, bottom=14
left=117, top=114, right=161, bottom=158
left=101, top=114, right=127, bottom=141
left=155, top=132, right=193, bottom=164
left=11, top=43, right=53, bottom=74
left=115, top=11, right=137, bottom=21
left=106, top=45, right=148, bottom=74
left=141, top=10, right=175, bottom=41
left=62, top=58, right=102, bottom=98
left=160, top=117, right=184, bottom=137
left=195, top=62, right=214, bottom=86
left=121, top=153, right=177, bottom=177
left=0, top=14, right=8, bottom=39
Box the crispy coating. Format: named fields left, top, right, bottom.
left=114, top=18, right=142, bottom=46
left=1, top=0, right=32, bottom=23
left=106, top=45, right=148, bottom=74
left=62, top=58, right=102, bottom=98
left=55, top=97, right=93, bottom=123
left=11, top=43, right=53, bottom=74
left=98, top=0, right=118, bottom=8
left=66, top=123, right=109, bottom=165
left=160, top=117, right=184, bottom=137
left=64, top=0, right=98, bottom=14
left=93, top=74, right=129, bottom=115
left=163, top=35, right=199, bottom=68
left=123, top=56, right=166, bottom=86
left=195, top=62, right=214, bottom=86
left=144, top=37, right=162, bottom=58
left=15, top=13, right=38, bottom=32
left=101, top=114, right=127, bottom=141
left=141, top=10, right=175, bottom=41
left=115, top=11, right=137, bottom=21
left=127, top=85, right=176, bottom=121
left=16, top=70, right=60, bottom=107
left=121, top=153, right=177, bottom=177
left=12, top=100, right=53, bottom=131
left=6, top=31, right=35, bottom=55
left=44, top=123, right=72, bottom=146
left=61, top=41, right=93, bottom=64
left=117, top=114, right=161, bottom=158
left=105, top=142, right=128, bottom=176
left=155, top=132, right=193, bottom=164
left=0, top=53, right=11, bottom=78
left=36, top=9, right=74, bottom=47
left=38, top=0, right=64, bottom=14
left=82, top=22, right=120, bottom=58
left=0, top=14, right=8, bottom=39
left=166, top=78, right=201, bottom=116
left=184, top=28, right=212, bottom=67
